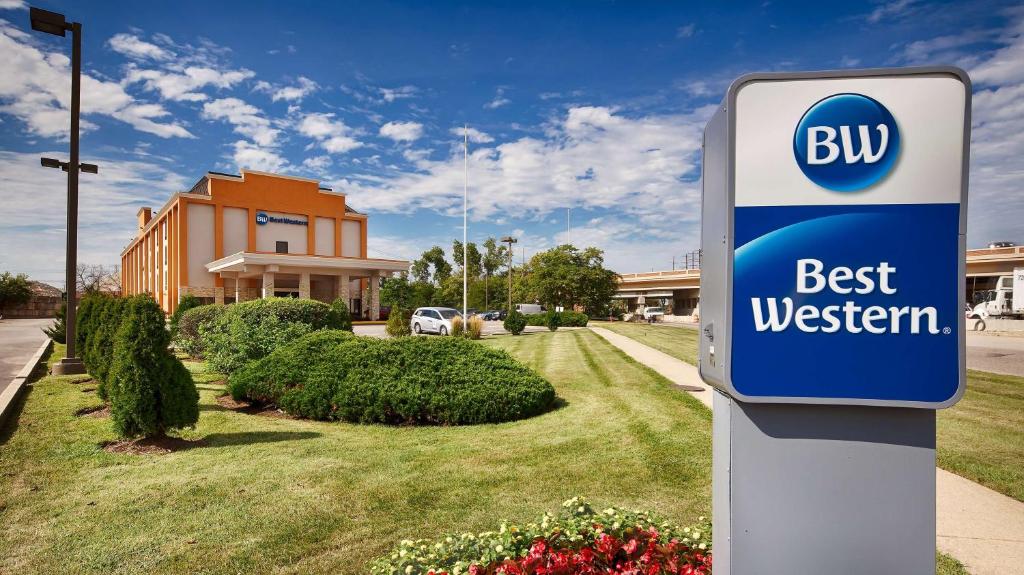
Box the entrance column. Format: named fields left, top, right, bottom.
left=234, top=274, right=242, bottom=303
left=299, top=272, right=311, bottom=299
left=262, top=271, right=275, bottom=299
left=369, top=271, right=380, bottom=320
left=336, top=273, right=350, bottom=306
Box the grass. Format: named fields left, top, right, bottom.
left=594, top=322, right=1024, bottom=504
left=0, top=333, right=711, bottom=574
left=594, top=321, right=699, bottom=366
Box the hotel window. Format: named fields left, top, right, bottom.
left=162, top=222, right=168, bottom=293
left=276, top=241, right=288, bottom=254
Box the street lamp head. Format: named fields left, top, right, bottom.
left=501, top=236, right=518, bottom=244
left=29, top=7, right=68, bottom=36
left=40, top=157, right=63, bottom=169
left=80, top=163, right=98, bottom=174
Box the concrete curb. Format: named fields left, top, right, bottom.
left=0, top=338, right=52, bottom=429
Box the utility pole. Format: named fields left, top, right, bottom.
left=501, top=236, right=517, bottom=311
left=462, top=125, right=468, bottom=319
left=567, top=207, right=571, bottom=246
left=32, top=7, right=96, bottom=376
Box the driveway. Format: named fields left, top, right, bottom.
left=0, top=319, right=51, bottom=396
left=354, top=320, right=551, bottom=338
left=967, top=332, right=1024, bottom=377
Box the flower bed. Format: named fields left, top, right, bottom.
left=370, top=497, right=711, bottom=575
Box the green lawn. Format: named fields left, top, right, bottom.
left=593, top=322, right=1024, bottom=504
left=0, top=333, right=711, bottom=574
left=594, top=321, right=699, bottom=366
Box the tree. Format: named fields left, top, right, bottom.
left=77, top=263, right=120, bottom=295
left=44, top=302, right=67, bottom=343
left=413, top=246, right=452, bottom=284
left=380, top=275, right=414, bottom=310
left=523, top=245, right=619, bottom=315
left=482, top=238, right=509, bottom=309
left=0, top=271, right=31, bottom=316
left=385, top=308, right=412, bottom=337
left=109, top=295, right=199, bottom=438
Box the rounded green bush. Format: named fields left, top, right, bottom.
left=173, top=304, right=228, bottom=359
left=229, top=331, right=556, bottom=425
left=202, top=297, right=341, bottom=374
left=168, top=293, right=202, bottom=338
left=385, top=308, right=412, bottom=337
left=503, top=309, right=527, bottom=335
left=545, top=310, right=561, bottom=332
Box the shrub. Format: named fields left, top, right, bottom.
left=43, top=302, right=67, bottom=344
left=229, top=333, right=556, bottom=425
left=109, top=295, right=198, bottom=438
left=168, top=293, right=202, bottom=338
left=545, top=310, right=561, bottom=332
left=75, top=294, right=101, bottom=358
left=504, top=309, right=527, bottom=335
left=451, top=315, right=464, bottom=337
left=173, top=304, right=227, bottom=359
left=369, top=497, right=712, bottom=575
left=203, top=297, right=339, bottom=374
left=328, top=297, right=354, bottom=332
left=89, top=296, right=129, bottom=399
left=525, top=310, right=589, bottom=327
left=465, top=315, right=484, bottom=340
left=385, top=308, right=412, bottom=337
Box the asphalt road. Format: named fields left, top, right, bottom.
left=354, top=320, right=548, bottom=338
left=966, top=332, right=1024, bottom=377
left=0, top=318, right=51, bottom=396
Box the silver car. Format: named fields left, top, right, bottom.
left=410, top=307, right=461, bottom=335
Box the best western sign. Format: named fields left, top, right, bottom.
left=699, top=67, right=970, bottom=408
left=255, top=212, right=307, bottom=226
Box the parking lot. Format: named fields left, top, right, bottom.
left=353, top=320, right=551, bottom=338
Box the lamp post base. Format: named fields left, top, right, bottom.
left=52, top=357, right=86, bottom=376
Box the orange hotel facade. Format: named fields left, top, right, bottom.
left=120, top=170, right=409, bottom=318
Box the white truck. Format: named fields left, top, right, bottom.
left=515, top=303, right=543, bottom=314
left=968, top=269, right=1024, bottom=319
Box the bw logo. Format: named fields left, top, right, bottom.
left=793, top=93, right=900, bottom=192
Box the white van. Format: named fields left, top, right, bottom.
left=515, top=303, right=543, bottom=314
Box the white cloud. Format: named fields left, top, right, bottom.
left=124, top=64, right=254, bottom=102
left=677, top=23, right=697, bottom=39
left=333, top=105, right=712, bottom=251
left=484, top=87, right=510, bottom=109
left=231, top=140, right=288, bottom=172
left=108, top=33, right=173, bottom=61
left=302, top=155, right=332, bottom=171
left=450, top=126, right=495, bottom=144
left=298, top=112, right=362, bottom=154
left=201, top=97, right=279, bottom=146
left=0, top=20, right=191, bottom=139
left=255, top=76, right=318, bottom=102
left=866, top=0, right=918, bottom=24
left=0, top=150, right=188, bottom=284
left=379, top=120, right=423, bottom=142
left=0, top=0, right=25, bottom=9
left=379, top=85, right=418, bottom=103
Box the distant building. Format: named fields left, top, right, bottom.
left=2, top=280, right=63, bottom=319
left=120, top=170, right=408, bottom=317
left=615, top=244, right=1024, bottom=319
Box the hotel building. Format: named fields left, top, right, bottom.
left=120, top=170, right=409, bottom=318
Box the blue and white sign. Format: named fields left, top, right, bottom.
left=699, top=68, right=970, bottom=408
left=255, top=212, right=307, bottom=226
left=255, top=212, right=269, bottom=225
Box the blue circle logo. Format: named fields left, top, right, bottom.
left=793, top=93, right=900, bottom=192
left=255, top=212, right=269, bottom=225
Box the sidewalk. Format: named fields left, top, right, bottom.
left=589, top=326, right=1024, bottom=575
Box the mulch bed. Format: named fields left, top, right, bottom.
left=75, top=405, right=110, bottom=418
left=216, top=394, right=296, bottom=419
left=101, top=436, right=205, bottom=455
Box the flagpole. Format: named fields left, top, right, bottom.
left=463, top=124, right=468, bottom=321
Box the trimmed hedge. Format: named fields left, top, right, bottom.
left=385, top=308, right=412, bottom=337
left=525, top=310, right=589, bottom=327
left=76, top=293, right=199, bottom=438
left=168, top=293, right=202, bottom=338
left=503, top=309, right=527, bottom=335
left=201, top=297, right=347, bottom=374
left=228, top=331, right=556, bottom=425
left=173, top=304, right=228, bottom=359
left=110, top=295, right=199, bottom=437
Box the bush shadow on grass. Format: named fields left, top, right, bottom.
left=201, top=430, right=320, bottom=448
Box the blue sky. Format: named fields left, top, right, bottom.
left=1, top=0, right=1023, bottom=286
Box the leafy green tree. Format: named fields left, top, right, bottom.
left=0, top=271, right=31, bottom=316
left=380, top=275, right=414, bottom=310
left=482, top=238, right=509, bottom=309
left=413, top=246, right=452, bottom=284
left=452, top=240, right=482, bottom=279
left=523, top=245, right=618, bottom=316
left=168, top=294, right=202, bottom=338
left=109, top=295, right=199, bottom=438
left=44, top=302, right=67, bottom=343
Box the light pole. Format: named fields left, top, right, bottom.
left=31, top=7, right=96, bottom=375
left=501, top=236, right=517, bottom=311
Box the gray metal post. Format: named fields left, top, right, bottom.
left=53, top=21, right=86, bottom=375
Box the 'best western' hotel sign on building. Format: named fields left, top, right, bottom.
left=120, top=170, right=408, bottom=319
